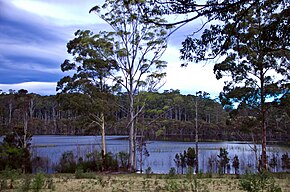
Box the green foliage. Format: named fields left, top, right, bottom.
left=103, top=152, right=118, bottom=171
left=0, top=132, right=32, bottom=172
left=0, top=167, right=20, bottom=190
left=239, top=172, right=282, bottom=192
left=56, top=151, right=76, bottom=173
left=90, top=0, right=171, bottom=171
left=31, top=172, right=45, bottom=192
left=174, top=147, right=197, bottom=174
left=186, top=147, right=196, bottom=168
left=145, top=167, right=153, bottom=175
left=55, top=150, right=122, bottom=174
left=168, top=167, right=177, bottom=179
left=74, top=166, right=84, bottom=179
left=281, top=153, right=289, bottom=170
left=232, top=155, right=240, bottom=174
left=269, top=154, right=278, bottom=171
left=18, top=176, right=31, bottom=192
left=217, top=148, right=230, bottom=174
left=165, top=179, right=180, bottom=192
left=186, top=166, right=194, bottom=179
left=117, top=151, right=129, bottom=168
left=179, top=0, right=289, bottom=171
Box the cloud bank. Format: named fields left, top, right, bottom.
left=0, top=0, right=224, bottom=97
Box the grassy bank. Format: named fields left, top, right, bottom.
left=0, top=172, right=289, bottom=192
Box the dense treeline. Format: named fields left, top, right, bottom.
left=0, top=89, right=289, bottom=143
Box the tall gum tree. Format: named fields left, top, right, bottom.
left=57, top=30, right=119, bottom=157
left=89, top=0, right=171, bottom=171
left=180, top=0, right=290, bottom=170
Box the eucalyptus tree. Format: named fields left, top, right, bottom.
left=180, top=1, right=290, bottom=170
left=193, top=91, right=209, bottom=174
left=57, top=29, right=119, bottom=156
left=89, top=0, right=171, bottom=171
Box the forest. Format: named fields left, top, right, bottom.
left=0, top=88, right=289, bottom=143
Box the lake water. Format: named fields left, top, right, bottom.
left=1, top=135, right=289, bottom=174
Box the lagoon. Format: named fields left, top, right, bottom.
left=1, top=135, right=289, bottom=174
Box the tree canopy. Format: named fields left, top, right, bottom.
left=179, top=0, right=290, bottom=170
left=88, top=0, right=172, bottom=171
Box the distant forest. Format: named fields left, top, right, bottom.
left=0, top=89, right=289, bottom=143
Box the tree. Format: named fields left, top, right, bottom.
left=57, top=29, right=119, bottom=157
left=232, top=155, right=240, bottom=174
left=194, top=91, right=209, bottom=174
left=0, top=128, right=32, bottom=173
left=217, top=148, right=229, bottom=174
left=180, top=0, right=290, bottom=170
left=89, top=0, right=171, bottom=171
left=186, top=147, right=196, bottom=169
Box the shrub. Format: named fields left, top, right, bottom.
left=31, top=156, right=50, bottom=173
left=0, top=167, right=20, bottom=189
left=19, top=177, right=31, bottom=192
left=217, top=148, right=229, bottom=174
left=31, top=172, right=45, bottom=192
left=75, top=166, right=84, bottom=179
left=117, top=151, right=129, bottom=168
left=239, top=171, right=282, bottom=192
left=281, top=153, right=289, bottom=170
left=0, top=132, right=32, bottom=173
left=145, top=167, right=153, bottom=176
left=168, top=167, right=176, bottom=178
left=232, top=155, right=240, bottom=174
left=186, top=166, right=194, bottom=179
left=103, top=152, right=118, bottom=171
left=56, top=151, right=76, bottom=173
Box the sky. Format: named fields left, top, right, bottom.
left=0, top=0, right=225, bottom=98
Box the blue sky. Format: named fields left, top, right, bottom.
left=0, top=0, right=225, bottom=97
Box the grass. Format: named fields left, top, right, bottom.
left=0, top=173, right=289, bottom=192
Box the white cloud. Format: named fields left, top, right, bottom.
left=0, top=82, right=57, bottom=95
left=160, top=46, right=224, bottom=98
left=0, top=0, right=227, bottom=97
left=11, top=0, right=104, bottom=26
left=0, top=40, right=66, bottom=61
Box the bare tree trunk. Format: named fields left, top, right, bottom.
left=29, top=98, right=34, bottom=118
left=52, top=106, right=57, bottom=135
left=23, top=112, right=28, bottom=149
left=261, top=117, right=267, bottom=170
left=195, top=95, right=199, bottom=175
left=260, top=67, right=267, bottom=171
left=101, top=112, right=106, bottom=155
left=128, top=93, right=136, bottom=172
left=8, top=102, right=12, bottom=124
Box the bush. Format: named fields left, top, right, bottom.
left=239, top=172, right=282, bottom=192
left=31, top=156, right=50, bottom=173
left=56, top=151, right=76, bottom=173
left=117, top=151, right=129, bottom=168
left=31, top=172, right=45, bottom=192
left=55, top=150, right=120, bottom=173
left=145, top=167, right=153, bottom=176
left=75, top=166, right=84, bottom=179
left=0, top=167, right=20, bottom=189
left=0, top=132, right=32, bottom=173
left=103, top=153, right=118, bottom=171
left=217, top=148, right=229, bottom=174
left=232, top=155, right=240, bottom=174
left=168, top=167, right=176, bottom=178
left=19, top=177, right=31, bottom=192
left=281, top=153, right=289, bottom=170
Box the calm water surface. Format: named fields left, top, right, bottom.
left=1, top=135, right=289, bottom=173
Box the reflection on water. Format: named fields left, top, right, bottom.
left=1, top=135, right=289, bottom=174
